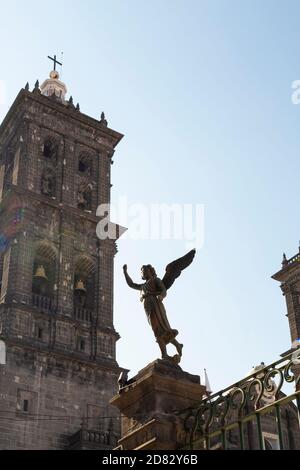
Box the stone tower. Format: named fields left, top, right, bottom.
left=272, top=248, right=300, bottom=351
left=0, top=66, right=123, bottom=449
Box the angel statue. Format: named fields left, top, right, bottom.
left=123, top=249, right=196, bottom=364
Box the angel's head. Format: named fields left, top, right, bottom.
left=141, top=264, right=157, bottom=280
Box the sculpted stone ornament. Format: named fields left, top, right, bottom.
left=77, top=181, right=93, bottom=211
left=123, top=249, right=196, bottom=364
left=41, top=171, right=56, bottom=197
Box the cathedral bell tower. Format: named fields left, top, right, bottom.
left=0, top=59, right=123, bottom=449
left=272, top=248, right=300, bottom=350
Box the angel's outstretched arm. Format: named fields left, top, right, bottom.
left=123, top=265, right=143, bottom=291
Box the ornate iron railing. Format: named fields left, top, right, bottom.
left=179, top=350, right=300, bottom=450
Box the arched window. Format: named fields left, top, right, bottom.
left=43, top=140, right=57, bottom=161
left=264, top=439, right=273, bottom=450
left=32, top=241, right=57, bottom=300
left=78, top=154, right=92, bottom=176
left=263, top=433, right=279, bottom=450
left=74, top=256, right=95, bottom=311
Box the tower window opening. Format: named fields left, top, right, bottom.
left=32, top=242, right=57, bottom=300
left=38, top=328, right=43, bottom=339
left=23, top=400, right=29, bottom=413
left=74, top=257, right=96, bottom=311
left=80, top=339, right=85, bottom=351
left=43, top=140, right=57, bottom=160
left=78, top=155, right=92, bottom=175
left=79, top=160, right=88, bottom=173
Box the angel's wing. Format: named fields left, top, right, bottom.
left=162, top=249, right=196, bottom=290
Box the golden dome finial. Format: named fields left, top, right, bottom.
left=50, top=70, right=59, bottom=79
left=41, top=53, right=67, bottom=101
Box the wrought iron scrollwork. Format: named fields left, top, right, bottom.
left=180, top=350, right=300, bottom=450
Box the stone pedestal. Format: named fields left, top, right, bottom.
left=110, top=359, right=206, bottom=450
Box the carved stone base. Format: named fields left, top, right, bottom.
left=110, top=359, right=206, bottom=450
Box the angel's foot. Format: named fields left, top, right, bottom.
left=177, top=343, right=183, bottom=357
left=161, top=354, right=173, bottom=363
left=172, top=354, right=181, bottom=365
left=160, top=349, right=169, bottom=360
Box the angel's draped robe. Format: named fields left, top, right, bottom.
left=140, top=277, right=178, bottom=344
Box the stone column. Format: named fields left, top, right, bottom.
left=110, top=359, right=206, bottom=450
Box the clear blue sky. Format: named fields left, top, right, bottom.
left=1, top=0, right=300, bottom=392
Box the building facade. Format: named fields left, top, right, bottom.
left=0, top=68, right=123, bottom=449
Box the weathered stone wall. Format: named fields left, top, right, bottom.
left=0, top=344, right=120, bottom=449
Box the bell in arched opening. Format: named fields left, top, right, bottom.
left=74, top=255, right=96, bottom=311
left=32, top=265, right=48, bottom=296
left=32, top=241, right=57, bottom=299
left=75, top=279, right=86, bottom=294
left=74, top=279, right=87, bottom=308
left=34, top=265, right=48, bottom=281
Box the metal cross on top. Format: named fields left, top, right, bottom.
left=47, top=54, right=62, bottom=71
